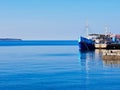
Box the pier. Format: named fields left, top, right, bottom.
left=94, top=43, right=120, bottom=49
left=107, top=44, right=120, bottom=49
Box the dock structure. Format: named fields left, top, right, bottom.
left=102, top=50, right=120, bottom=60
left=94, top=43, right=120, bottom=49
left=89, top=33, right=120, bottom=49
left=107, top=44, right=120, bottom=49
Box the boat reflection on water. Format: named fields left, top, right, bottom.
left=95, top=49, right=120, bottom=68
left=103, top=59, right=120, bottom=68
left=78, top=50, right=103, bottom=71
left=79, top=49, right=120, bottom=69
left=102, top=50, right=120, bottom=68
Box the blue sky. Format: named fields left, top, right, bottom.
left=0, top=0, right=120, bottom=40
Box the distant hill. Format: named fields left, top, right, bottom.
left=0, top=38, right=22, bottom=41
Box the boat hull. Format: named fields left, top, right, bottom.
left=95, top=44, right=107, bottom=49
left=79, top=37, right=95, bottom=51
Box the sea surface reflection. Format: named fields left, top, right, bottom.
left=0, top=46, right=120, bottom=90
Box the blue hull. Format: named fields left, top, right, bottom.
left=79, top=37, right=95, bottom=51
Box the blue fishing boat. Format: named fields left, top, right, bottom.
left=78, top=22, right=95, bottom=51
left=78, top=36, right=95, bottom=51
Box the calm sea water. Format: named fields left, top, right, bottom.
left=0, top=41, right=120, bottom=90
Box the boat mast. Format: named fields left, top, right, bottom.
left=85, top=21, right=89, bottom=37
left=105, top=25, right=109, bottom=35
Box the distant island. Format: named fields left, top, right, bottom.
left=0, top=38, right=22, bottom=41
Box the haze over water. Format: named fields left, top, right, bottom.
left=0, top=42, right=120, bottom=90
